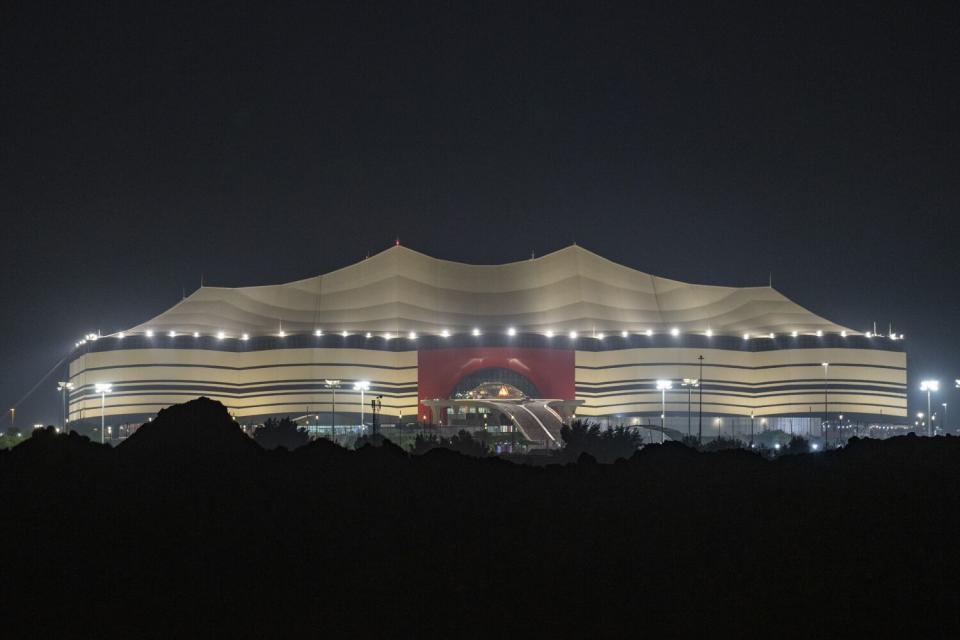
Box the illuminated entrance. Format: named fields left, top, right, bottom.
left=423, top=367, right=581, bottom=449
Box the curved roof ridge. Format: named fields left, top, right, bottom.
left=123, top=244, right=856, bottom=336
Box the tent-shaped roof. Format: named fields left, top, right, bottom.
left=124, top=245, right=853, bottom=337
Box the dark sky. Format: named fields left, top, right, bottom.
left=2, top=1, right=958, bottom=427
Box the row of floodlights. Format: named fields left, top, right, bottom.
left=75, top=327, right=906, bottom=348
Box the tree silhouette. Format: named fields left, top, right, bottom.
left=254, top=417, right=311, bottom=450
left=783, top=435, right=812, bottom=455
left=559, top=420, right=643, bottom=463
left=410, top=430, right=491, bottom=457
left=702, top=436, right=741, bottom=452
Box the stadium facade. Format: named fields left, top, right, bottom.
left=67, top=245, right=907, bottom=443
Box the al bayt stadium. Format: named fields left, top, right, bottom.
left=67, top=244, right=907, bottom=446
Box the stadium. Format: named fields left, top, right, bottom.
left=67, top=244, right=908, bottom=446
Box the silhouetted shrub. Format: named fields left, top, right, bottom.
left=679, top=435, right=701, bottom=449
left=559, top=420, right=643, bottom=463
left=410, top=430, right=490, bottom=457
left=702, top=436, right=742, bottom=452
left=783, top=435, right=811, bottom=455
left=254, top=417, right=311, bottom=450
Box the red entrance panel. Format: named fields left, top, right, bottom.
left=417, top=347, right=575, bottom=423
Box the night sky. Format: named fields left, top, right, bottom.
left=2, top=1, right=958, bottom=427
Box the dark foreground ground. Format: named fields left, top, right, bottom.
left=2, top=398, right=959, bottom=638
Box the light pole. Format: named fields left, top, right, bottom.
left=943, top=402, right=949, bottom=434
left=656, top=380, right=672, bottom=444
left=94, top=383, right=112, bottom=445
left=821, top=363, right=830, bottom=447
left=354, top=380, right=370, bottom=432
left=682, top=378, right=699, bottom=437
left=750, top=411, right=755, bottom=447
left=325, top=379, right=341, bottom=442
left=697, top=355, right=704, bottom=445
left=57, top=381, right=75, bottom=430
left=920, top=380, right=939, bottom=437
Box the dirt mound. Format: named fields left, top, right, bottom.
left=119, top=397, right=260, bottom=459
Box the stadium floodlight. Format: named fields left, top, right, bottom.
left=384, top=333, right=393, bottom=340
left=241, top=333, right=249, bottom=341
left=168, top=330, right=176, bottom=338
left=670, top=327, right=680, bottom=337
left=743, top=333, right=750, bottom=340
left=314, top=329, right=323, bottom=336
left=193, top=332, right=199, bottom=338
left=57, top=381, right=75, bottom=428
left=94, top=383, right=112, bottom=445
left=569, top=330, right=578, bottom=339
left=791, top=330, right=798, bottom=337
left=325, top=380, right=341, bottom=442
left=408, top=331, right=417, bottom=340
left=768, top=333, right=775, bottom=339
left=117, top=332, right=125, bottom=339
left=816, top=330, right=823, bottom=337
left=645, top=329, right=653, bottom=337
left=841, top=330, right=847, bottom=337
left=921, top=380, right=939, bottom=437
left=472, top=328, right=481, bottom=337
left=596, top=333, right=605, bottom=340
left=866, top=331, right=872, bottom=338
left=656, top=380, right=672, bottom=444
left=621, top=330, right=628, bottom=338
left=365, top=332, right=372, bottom=338
left=681, top=378, right=699, bottom=436
left=507, top=327, right=516, bottom=336
left=441, top=329, right=450, bottom=338
left=705, top=329, right=713, bottom=337
left=545, top=330, right=554, bottom=338
left=146, top=330, right=154, bottom=337
left=354, top=380, right=371, bottom=429
left=216, top=331, right=225, bottom=340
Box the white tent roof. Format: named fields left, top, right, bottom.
left=125, top=245, right=853, bottom=337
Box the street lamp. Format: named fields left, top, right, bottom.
left=57, top=381, right=75, bottom=430
left=94, top=383, right=112, bottom=445
left=943, top=402, right=949, bottom=433
left=697, top=355, right=705, bottom=445
left=354, top=380, right=370, bottom=431
left=325, top=379, right=341, bottom=442
left=656, top=380, right=672, bottom=444
left=920, top=380, right=939, bottom=437
left=821, top=363, right=830, bottom=447
left=681, top=378, right=699, bottom=436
